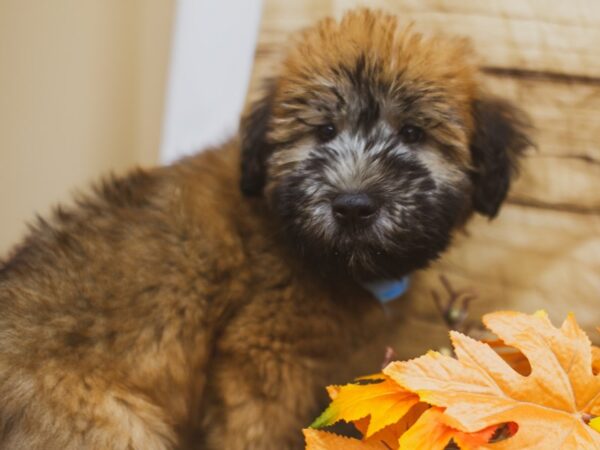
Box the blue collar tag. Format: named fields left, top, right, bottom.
left=362, top=277, right=410, bottom=304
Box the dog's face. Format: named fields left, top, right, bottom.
left=240, top=10, right=531, bottom=280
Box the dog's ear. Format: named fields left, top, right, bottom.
left=239, top=84, right=277, bottom=196
left=469, top=95, right=532, bottom=218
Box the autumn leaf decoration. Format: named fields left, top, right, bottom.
left=306, top=311, right=600, bottom=449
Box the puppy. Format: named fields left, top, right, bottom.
left=0, top=9, right=531, bottom=450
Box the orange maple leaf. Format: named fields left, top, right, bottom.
left=385, top=311, right=600, bottom=449
left=311, top=375, right=419, bottom=437
left=488, top=340, right=600, bottom=377
left=310, top=378, right=496, bottom=449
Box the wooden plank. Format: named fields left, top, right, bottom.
left=397, top=203, right=600, bottom=340
left=253, top=0, right=600, bottom=81
left=510, top=157, right=600, bottom=213
left=483, top=75, right=600, bottom=159
left=333, top=0, right=600, bottom=78
left=480, top=75, right=600, bottom=212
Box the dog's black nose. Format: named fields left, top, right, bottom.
left=332, top=193, right=378, bottom=224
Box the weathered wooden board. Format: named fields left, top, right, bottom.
left=252, top=0, right=600, bottom=81
left=335, top=0, right=600, bottom=78
left=400, top=204, right=600, bottom=340
left=487, top=75, right=600, bottom=212
left=249, top=0, right=600, bottom=353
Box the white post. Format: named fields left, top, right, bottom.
left=160, top=0, right=263, bottom=164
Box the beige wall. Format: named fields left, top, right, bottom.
left=0, top=0, right=175, bottom=255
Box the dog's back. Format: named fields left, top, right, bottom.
left=0, top=147, right=234, bottom=449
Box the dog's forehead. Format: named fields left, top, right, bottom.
left=277, top=10, right=478, bottom=130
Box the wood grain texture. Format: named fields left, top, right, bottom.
left=250, top=0, right=600, bottom=351
left=336, top=0, right=600, bottom=78
left=401, top=204, right=600, bottom=339
left=489, top=75, right=600, bottom=212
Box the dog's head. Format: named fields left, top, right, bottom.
left=240, top=9, right=531, bottom=280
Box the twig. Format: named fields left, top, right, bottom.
left=431, top=274, right=479, bottom=335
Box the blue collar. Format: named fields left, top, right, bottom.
left=362, top=277, right=410, bottom=304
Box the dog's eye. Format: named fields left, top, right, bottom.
left=399, top=124, right=424, bottom=144
left=315, top=124, right=337, bottom=143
